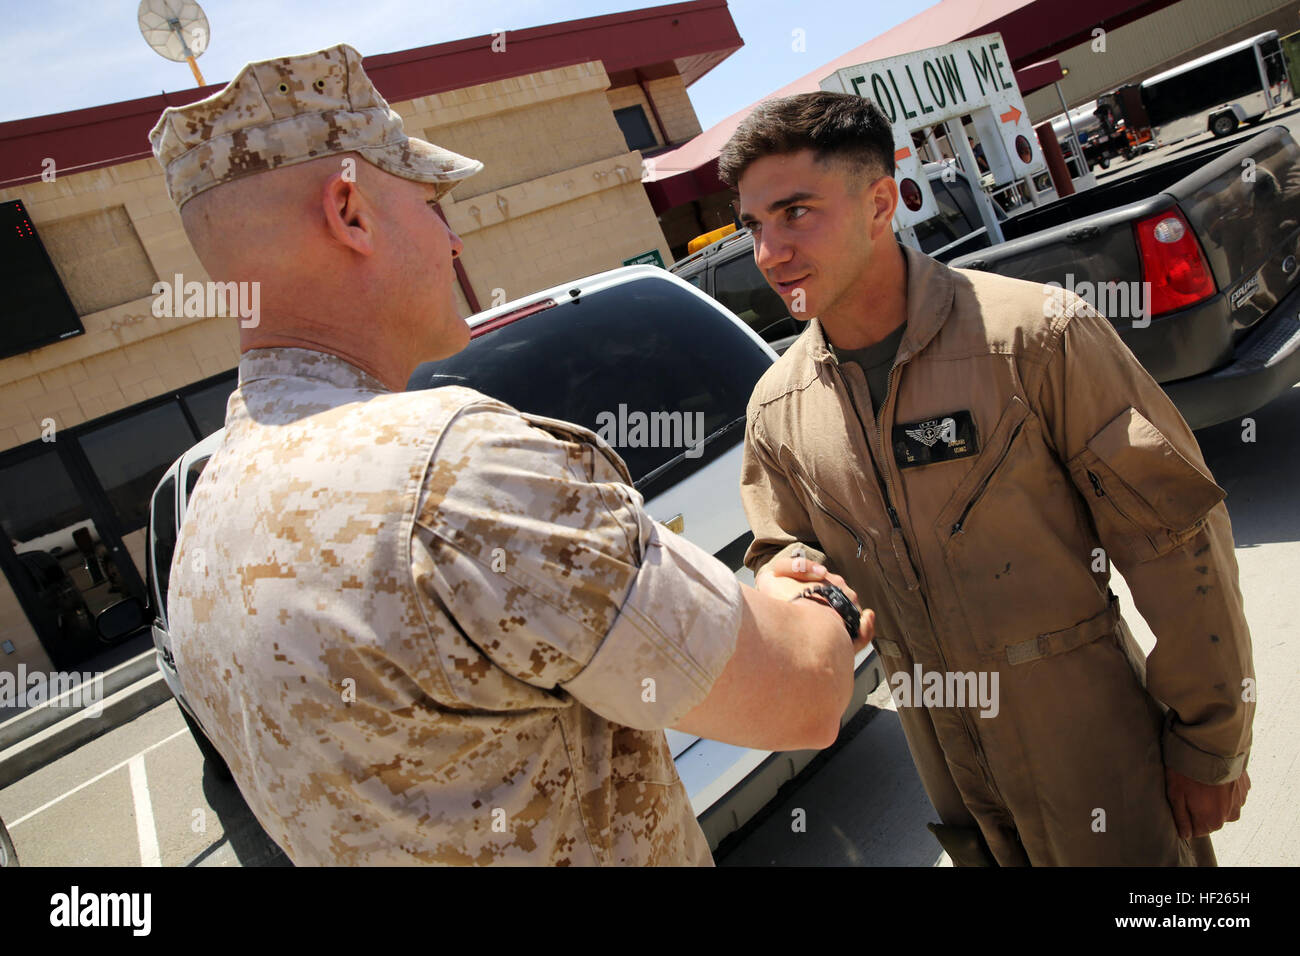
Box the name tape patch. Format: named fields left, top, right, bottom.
left=893, top=410, right=980, bottom=468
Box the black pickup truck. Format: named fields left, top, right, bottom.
left=950, top=126, right=1300, bottom=429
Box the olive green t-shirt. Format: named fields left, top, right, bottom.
left=832, top=321, right=906, bottom=415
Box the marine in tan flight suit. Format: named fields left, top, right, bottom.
left=155, top=47, right=870, bottom=866
left=725, top=92, right=1255, bottom=866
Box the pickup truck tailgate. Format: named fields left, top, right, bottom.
left=1174, top=126, right=1300, bottom=332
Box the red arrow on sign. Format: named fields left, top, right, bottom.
left=1000, top=105, right=1022, bottom=124
left=895, top=147, right=912, bottom=162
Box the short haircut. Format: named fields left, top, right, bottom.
left=718, top=92, right=895, bottom=188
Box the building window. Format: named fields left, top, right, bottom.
left=183, top=378, right=238, bottom=438
left=0, top=368, right=236, bottom=669
left=78, top=402, right=198, bottom=535
left=614, top=105, right=658, bottom=152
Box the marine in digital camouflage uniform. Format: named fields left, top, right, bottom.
left=154, top=45, right=869, bottom=865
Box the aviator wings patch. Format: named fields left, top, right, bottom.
left=892, top=411, right=979, bottom=468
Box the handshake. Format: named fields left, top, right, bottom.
left=755, top=554, right=876, bottom=651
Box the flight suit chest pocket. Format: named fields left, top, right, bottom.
left=1065, top=407, right=1225, bottom=565
left=935, top=396, right=1033, bottom=545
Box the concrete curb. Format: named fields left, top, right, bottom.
left=0, top=650, right=160, bottom=753
left=0, top=669, right=172, bottom=789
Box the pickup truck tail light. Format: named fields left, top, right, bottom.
left=1133, top=208, right=1216, bottom=316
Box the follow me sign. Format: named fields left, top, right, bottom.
left=821, top=33, right=1044, bottom=231
left=843, top=36, right=1017, bottom=127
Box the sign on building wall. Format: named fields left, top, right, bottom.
left=623, top=249, right=665, bottom=268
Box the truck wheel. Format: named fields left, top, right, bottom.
left=179, top=705, right=234, bottom=782
left=1210, top=113, right=1238, bottom=137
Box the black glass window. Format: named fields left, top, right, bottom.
left=1262, top=40, right=1287, bottom=86
left=943, top=176, right=993, bottom=229
left=0, top=448, right=83, bottom=546
left=408, top=276, right=771, bottom=485
left=914, top=181, right=974, bottom=254
left=615, top=106, right=658, bottom=152
left=79, top=402, right=196, bottom=534
left=183, top=376, right=236, bottom=437
left=185, top=456, right=211, bottom=501
left=1144, top=47, right=1265, bottom=128
left=713, top=256, right=796, bottom=341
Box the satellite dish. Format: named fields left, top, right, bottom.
left=138, top=0, right=211, bottom=86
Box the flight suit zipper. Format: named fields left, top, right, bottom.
left=783, top=459, right=868, bottom=559
left=1084, top=467, right=1154, bottom=550
left=830, top=360, right=919, bottom=590
left=949, top=420, right=1028, bottom=538
left=830, top=351, right=1008, bottom=811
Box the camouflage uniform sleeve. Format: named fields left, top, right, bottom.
left=413, top=399, right=742, bottom=730
left=1033, top=291, right=1254, bottom=785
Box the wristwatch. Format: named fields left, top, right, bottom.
left=792, top=582, right=861, bottom=642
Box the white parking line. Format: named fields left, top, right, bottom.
left=8, top=729, right=187, bottom=828
left=128, top=754, right=161, bottom=867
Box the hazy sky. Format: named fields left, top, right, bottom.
left=0, top=0, right=936, bottom=129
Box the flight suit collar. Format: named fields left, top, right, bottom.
left=806, top=243, right=956, bottom=370
left=238, top=347, right=390, bottom=393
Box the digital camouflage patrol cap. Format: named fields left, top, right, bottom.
left=149, top=43, right=482, bottom=208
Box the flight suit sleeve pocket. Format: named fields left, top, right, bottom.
left=1067, top=407, right=1225, bottom=565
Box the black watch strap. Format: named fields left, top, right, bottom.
left=792, top=583, right=861, bottom=641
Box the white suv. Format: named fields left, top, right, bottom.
left=146, top=266, right=883, bottom=851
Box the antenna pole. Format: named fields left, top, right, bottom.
left=187, top=56, right=206, bottom=86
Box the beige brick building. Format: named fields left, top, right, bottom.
left=0, top=0, right=742, bottom=692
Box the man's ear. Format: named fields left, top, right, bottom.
left=868, top=173, right=899, bottom=240
left=321, top=173, right=376, bottom=256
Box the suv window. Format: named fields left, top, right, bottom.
left=942, top=176, right=985, bottom=231
left=409, top=276, right=772, bottom=490
left=713, top=255, right=796, bottom=341
left=914, top=180, right=976, bottom=254
left=147, top=474, right=178, bottom=623
left=185, top=457, right=210, bottom=500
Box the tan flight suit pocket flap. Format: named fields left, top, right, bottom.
left=1005, top=596, right=1120, bottom=665
left=1068, top=407, right=1225, bottom=563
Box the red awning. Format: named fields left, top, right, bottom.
left=1014, top=58, right=1065, bottom=96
